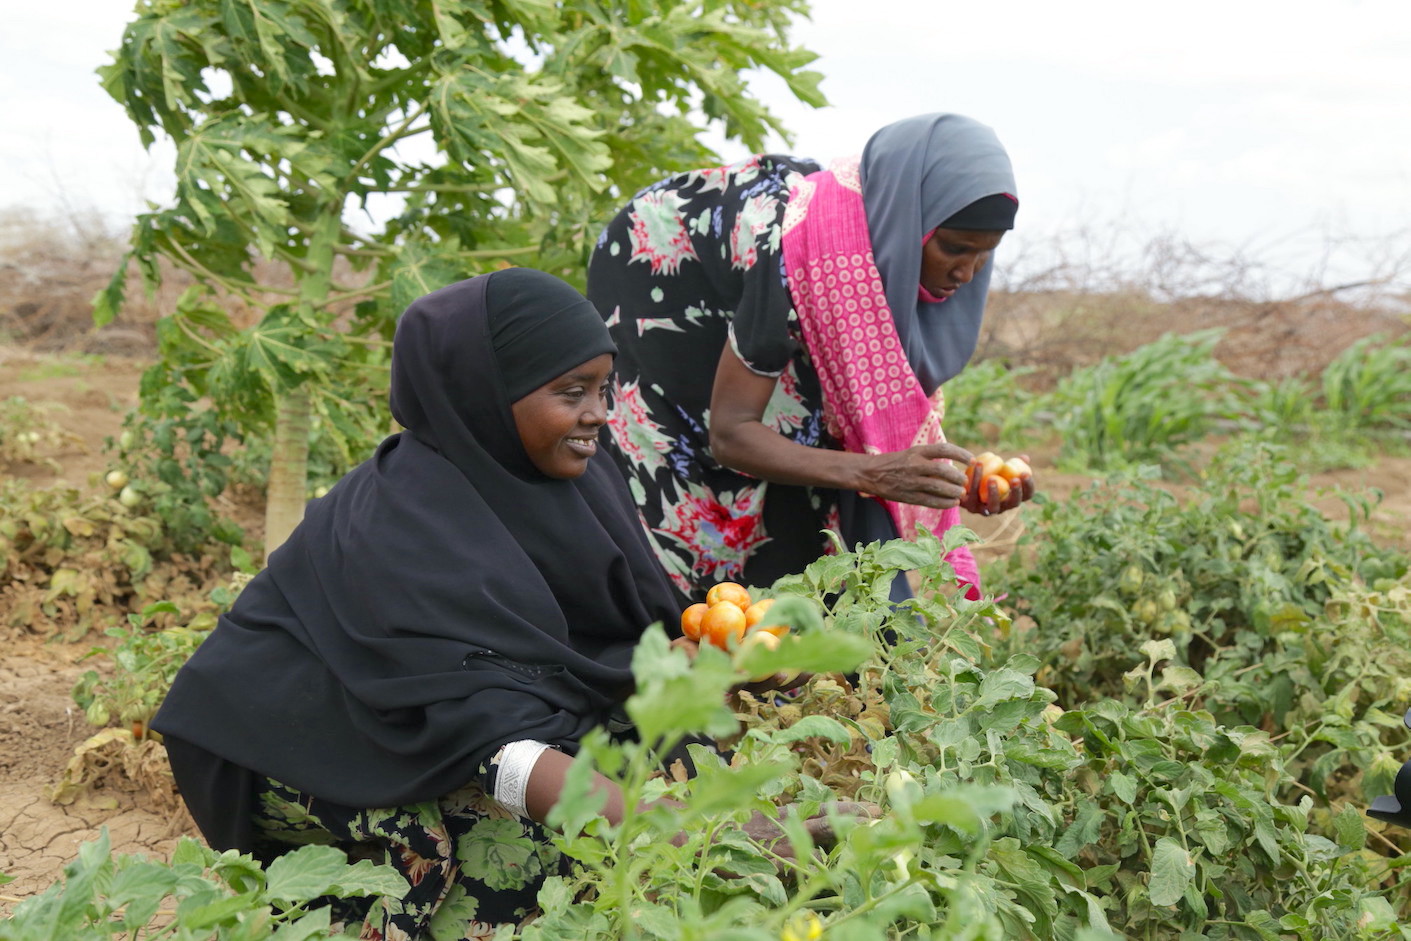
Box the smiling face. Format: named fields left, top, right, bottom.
left=509, top=353, right=614, bottom=479
left=919, top=228, right=1006, bottom=300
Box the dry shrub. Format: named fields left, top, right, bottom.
left=980, top=225, right=1411, bottom=387
left=0, top=480, right=234, bottom=640
left=0, top=208, right=172, bottom=354
left=0, top=207, right=360, bottom=353
left=50, top=726, right=189, bottom=819
left=981, top=288, right=1409, bottom=388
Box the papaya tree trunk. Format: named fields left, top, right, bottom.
left=263, top=384, right=312, bottom=556
left=262, top=208, right=340, bottom=557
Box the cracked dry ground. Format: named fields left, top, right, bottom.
left=0, top=635, right=196, bottom=911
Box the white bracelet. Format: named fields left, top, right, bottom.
left=492, top=740, right=553, bottom=820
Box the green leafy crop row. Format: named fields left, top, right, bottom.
left=16, top=498, right=1411, bottom=939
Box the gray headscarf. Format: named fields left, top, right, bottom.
left=860, top=113, right=1017, bottom=392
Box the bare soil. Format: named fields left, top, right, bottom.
left=1, top=341, right=1409, bottom=913
left=0, top=350, right=198, bottom=910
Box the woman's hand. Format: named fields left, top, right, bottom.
left=958, top=452, right=1035, bottom=516
left=854, top=442, right=974, bottom=509
left=739, top=801, right=881, bottom=868
left=732, top=670, right=811, bottom=697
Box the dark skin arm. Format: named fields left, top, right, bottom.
left=709, top=344, right=1029, bottom=514
left=522, top=638, right=804, bottom=825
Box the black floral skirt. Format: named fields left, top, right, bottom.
left=252, top=774, right=566, bottom=940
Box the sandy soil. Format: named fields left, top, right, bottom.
left=0, top=350, right=196, bottom=909
left=0, top=346, right=1407, bottom=912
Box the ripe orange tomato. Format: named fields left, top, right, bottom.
left=680, top=602, right=709, bottom=642
left=706, top=581, right=752, bottom=610
left=997, top=457, right=1032, bottom=483
left=972, top=451, right=1004, bottom=479
left=745, top=599, right=790, bottom=638
left=701, top=601, right=747, bottom=649
left=744, top=598, right=775, bottom=628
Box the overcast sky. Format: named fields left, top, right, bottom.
left=4, top=0, right=1408, bottom=294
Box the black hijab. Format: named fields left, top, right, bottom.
left=154, top=270, right=679, bottom=838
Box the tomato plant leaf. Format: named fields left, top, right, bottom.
left=768, top=715, right=852, bottom=746
left=1333, top=804, right=1366, bottom=851
left=263, top=843, right=407, bottom=904
left=1147, top=837, right=1195, bottom=907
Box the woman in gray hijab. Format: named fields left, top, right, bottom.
left=586, top=113, right=1034, bottom=603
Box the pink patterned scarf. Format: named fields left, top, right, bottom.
left=781, top=157, right=980, bottom=598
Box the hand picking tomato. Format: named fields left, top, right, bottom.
left=966, top=451, right=1034, bottom=513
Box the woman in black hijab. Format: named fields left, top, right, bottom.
left=153, top=268, right=689, bottom=935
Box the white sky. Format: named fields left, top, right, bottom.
left=3, top=0, right=1409, bottom=295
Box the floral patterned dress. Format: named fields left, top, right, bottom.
left=252, top=753, right=562, bottom=940
left=587, top=155, right=849, bottom=602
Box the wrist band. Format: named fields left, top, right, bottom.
left=492, top=739, right=552, bottom=819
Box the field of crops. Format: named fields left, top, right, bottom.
left=1, top=312, right=1409, bottom=938
left=2, top=1, right=1410, bottom=934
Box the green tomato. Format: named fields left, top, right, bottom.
left=105, top=470, right=129, bottom=491
left=85, top=701, right=110, bottom=727
left=118, top=485, right=142, bottom=508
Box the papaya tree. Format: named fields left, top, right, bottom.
left=95, top=0, right=824, bottom=556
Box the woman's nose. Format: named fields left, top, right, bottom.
left=953, top=255, right=986, bottom=285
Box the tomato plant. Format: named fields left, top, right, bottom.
left=22, top=444, right=1411, bottom=939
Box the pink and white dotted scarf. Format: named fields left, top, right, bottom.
left=782, top=157, right=981, bottom=598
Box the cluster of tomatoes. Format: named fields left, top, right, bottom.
left=680, top=581, right=787, bottom=654
left=967, top=451, right=1032, bottom=502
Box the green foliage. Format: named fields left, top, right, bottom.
left=941, top=359, right=1040, bottom=451
left=1049, top=329, right=1243, bottom=473
left=1321, top=333, right=1411, bottom=433
left=0, top=477, right=225, bottom=638
left=16, top=522, right=1411, bottom=937
left=71, top=596, right=230, bottom=733
left=105, top=398, right=248, bottom=556
left=1236, top=333, right=1411, bottom=471
left=0, top=830, right=409, bottom=940
left=21, top=442, right=1411, bottom=936
left=1239, top=374, right=1320, bottom=438
left=95, top=0, right=830, bottom=549
left=988, top=440, right=1411, bottom=808
left=522, top=524, right=1411, bottom=938
left=1052, top=697, right=1399, bottom=938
